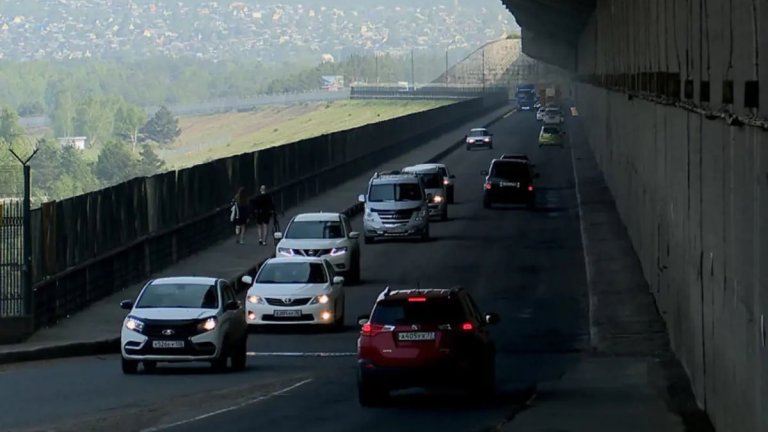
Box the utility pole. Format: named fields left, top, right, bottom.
left=410, top=48, right=415, bottom=91
left=482, top=48, right=486, bottom=93
left=9, top=144, right=38, bottom=317
left=374, top=53, right=379, bottom=85
left=445, top=49, right=448, bottom=85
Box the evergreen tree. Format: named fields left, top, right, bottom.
left=140, top=106, right=181, bottom=144
left=137, top=144, right=166, bottom=177
left=94, top=140, right=138, bottom=185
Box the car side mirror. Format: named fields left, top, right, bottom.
left=349, top=231, right=360, bottom=239
left=333, top=276, right=345, bottom=285
left=357, top=315, right=370, bottom=326
left=120, top=300, right=134, bottom=310
left=481, top=170, right=488, bottom=176
left=273, top=232, right=283, bottom=240
left=224, top=300, right=240, bottom=311
left=358, top=194, right=366, bottom=203
left=241, top=275, right=253, bottom=285
left=484, top=313, right=500, bottom=325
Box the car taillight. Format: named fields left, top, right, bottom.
left=528, top=185, right=534, bottom=192
left=361, top=323, right=392, bottom=336
left=443, top=179, right=449, bottom=185
left=461, top=322, right=474, bottom=331
left=484, top=182, right=492, bottom=190
left=408, top=296, right=427, bottom=302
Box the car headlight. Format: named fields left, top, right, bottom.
left=484, top=137, right=490, bottom=142
left=198, top=317, right=217, bottom=332
left=330, top=247, right=347, bottom=256
left=310, top=294, right=330, bottom=305
left=432, top=195, right=443, bottom=203
left=124, top=316, right=144, bottom=333
left=247, top=295, right=264, bottom=304
left=364, top=210, right=375, bottom=221
left=277, top=247, right=294, bottom=256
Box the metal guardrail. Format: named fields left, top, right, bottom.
left=350, top=85, right=508, bottom=100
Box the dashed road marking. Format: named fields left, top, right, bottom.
left=503, top=110, right=516, bottom=118
left=141, top=378, right=313, bottom=432
left=248, top=352, right=356, bottom=357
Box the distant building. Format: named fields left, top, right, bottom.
left=321, top=75, right=344, bottom=91
left=58, top=136, right=87, bottom=150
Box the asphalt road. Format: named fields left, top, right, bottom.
left=0, top=112, right=590, bottom=432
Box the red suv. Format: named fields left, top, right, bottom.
left=356, top=287, right=500, bottom=406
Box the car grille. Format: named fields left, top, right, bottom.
left=265, top=297, right=312, bottom=307
left=373, top=208, right=415, bottom=223
left=142, top=319, right=203, bottom=338
left=292, top=248, right=332, bottom=257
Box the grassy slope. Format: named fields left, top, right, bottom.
left=160, top=100, right=453, bottom=169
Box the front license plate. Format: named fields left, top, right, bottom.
left=274, top=310, right=302, bottom=317
left=152, top=340, right=184, bottom=348
left=397, top=332, right=436, bottom=341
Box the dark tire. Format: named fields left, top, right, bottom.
left=358, top=374, right=388, bottom=407
left=420, top=225, right=430, bottom=242
left=348, top=257, right=361, bottom=284
left=467, top=355, right=496, bottom=398
left=483, top=198, right=491, bottom=209
left=143, top=361, right=157, bottom=373
left=364, top=236, right=375, bottom=245
left=527, top=198, right=535, bottom=210
left=466, top=145, right=471, bottom=151
left=447, top=187, right=455, bottom=204
left=211, top=346, right=229, bottom=372
left=441, top=207, right=448, bottom=221
left=121, top=358, right=139, bottom=375
left=231, top=335, right=248, bottom=371
left=334, top=299, right=346, bottom=329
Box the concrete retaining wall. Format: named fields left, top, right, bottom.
left=571, top=1, right=768, bottom=431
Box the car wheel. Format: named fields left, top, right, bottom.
left=420, top=225, right=430, bottom=241
left=143, top=361, right=157, bottom=373
left=441, top=207, right=448, bottom=221
left=467, top=355, right=496, bottom=397
left=231, top=334, right=248, bottom=371
left=351, top=257, right=361, bottom=284
left=358, top=373, right=388, bottom=407
left=211, top=346, right=229, bottom=372
left=121, top=357, right=139, bottom=374
left=448, top=187, right=455, bottom=204
left=334, top=299, right=346, bottom=329
left=527, top=198, right=536, bottom=210
left=483, top=198, right=491, bottom=209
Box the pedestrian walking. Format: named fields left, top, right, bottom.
left=251, top=185, right=275, bottom=245
left=230, top=187, right=250, bottom=244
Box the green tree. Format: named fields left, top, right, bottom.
left=29, top=138, right=62, bottom=198
left=73, top=96, right=119, bottom=147
left=114, top=103, right=148, bottom=149
left=137, top=144, right=166, bottom=177
left=94, top=140, right=138, bottom=185
left=141, top=106, right=181, bottom=144
left=0, top=107, right=24, bottom=144
left=60, top=145, right=100, bottom=195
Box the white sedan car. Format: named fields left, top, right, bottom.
left=542, top=108, right=564, bottom=124
left=536, top=107, right=546, bottom=121
left=241, top=257, right=346, bottom=328
left=275, top=212, right=361, bottom=284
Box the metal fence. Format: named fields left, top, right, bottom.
left=0, top=201, right=23, bottom=317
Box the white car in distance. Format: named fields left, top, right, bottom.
left=242, top=257, right=346, bottom=328
left=542, top=108, right=564, bottom=124
left=274, top=212, right=361, bottom=284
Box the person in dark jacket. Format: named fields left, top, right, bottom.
left=230, top=187, right=250, bottom=244
left=251, top=185, right=275, bottom=245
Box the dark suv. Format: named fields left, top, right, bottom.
left=356, top=287, right=500, bottom=406
left=482, top=158, right=539, bottom=209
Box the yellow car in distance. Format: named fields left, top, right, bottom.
left=538, top=125, right=565, bottom=148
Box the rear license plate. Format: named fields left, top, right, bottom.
left=397, top=332, right=436, bottom=341
left=274, top=310, right=302, bottom=317
left=500, top=182, right=520, bottom=187
left=152, top=340, right=184, bottom=348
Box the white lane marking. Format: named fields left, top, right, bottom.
left=569, top=141, right=597, bottom=350
left=141, top=378, right=312, bottom=432
left=502, top=110, right=515, bottom=118
left=247, top=352, right=356, bottom=357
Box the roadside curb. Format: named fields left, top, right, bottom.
left=0, top=104, right=515, bottom=366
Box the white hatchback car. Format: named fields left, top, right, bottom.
left=274, top=212, right=361, bottom=284
left=119, top=277, right=248, bottom=374
left=242, top=257, right=346, bottom=328
left=542, top=108, right=564, bottom=124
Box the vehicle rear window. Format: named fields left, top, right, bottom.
left=490, top=162, right=529, bottom=180
left=437, top=167, right=448, bottom=177
left=543, top=127, right=560, bottom=134
left=416, top=172, right=442, bottom=188
left=371, top=298, right=466, bottom=325
left=468, top=130, right=488, bottom=137
left=137, top=283, right=219, bottom=309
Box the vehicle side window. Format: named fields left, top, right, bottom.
left=464, top=294, right=484, bottom=323
left=341, top=215, right=352, bottom=236
left=325, top=261, right=334, bottom=279
left=221, top=282, right=234, bottom=305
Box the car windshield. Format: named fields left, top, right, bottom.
left=414, top=172, right=442, bottom=188
left=545, top=109, right=559, bottom=114
left=468, top=130, right=488, bottom=137
left=543, top=127, right=560, bottom=134
left=285, top=220, right=343, bottom=239
left=255, top=262, right=328, bottom=284
left=490, top=162, right=529, bottom=180
left=136, top=283, right=219, bottom=309
left=437, top=167, right=448, bottom=177
left=368, top=183, right=422, bottom=202
left=371, top=298, right=466, bottom=325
